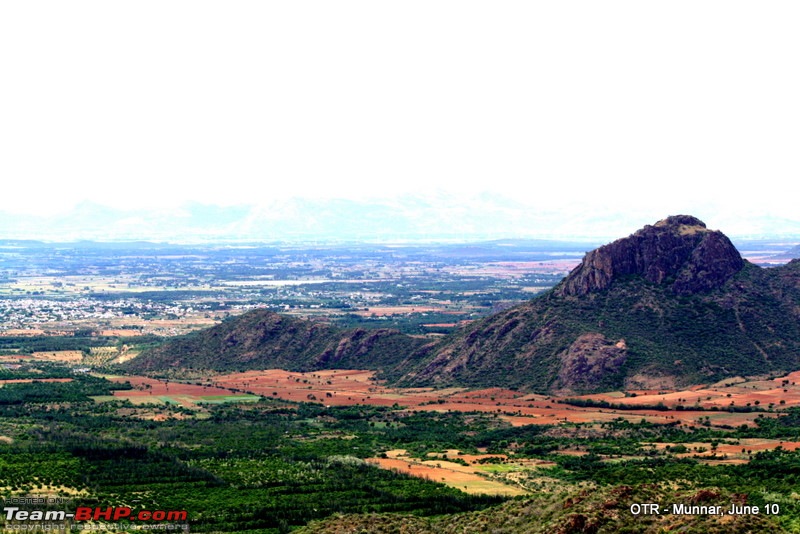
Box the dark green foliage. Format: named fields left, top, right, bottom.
left=0, top=374, right=130, bottom=404
left=0, top=362, right=75, bottom=380
left=561, top=398, right=672, bottom=411
left=125, top=309, right=431, bottom=380
left=5, top=390, right=800, bottom=532
left=0, top=334, right=116, bottom=354
left=0, top=399, right=505, bottom=533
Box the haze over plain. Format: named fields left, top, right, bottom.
left=1, top=2, right=798, bottom=242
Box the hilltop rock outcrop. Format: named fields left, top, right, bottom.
left=555, top=215, right=744, bottom=296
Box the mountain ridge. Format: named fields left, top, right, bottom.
left=6, top=200, right=800, bottom=243
left=125, top=216, right=800, bottom=393
left=125, top=309, right=432, bottom=376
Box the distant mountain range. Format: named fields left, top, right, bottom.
left=4, top=198, right=800, bottom=243
left=785, top=244, right=800, bottom=258
left=126, top=215, right=800, bottom=393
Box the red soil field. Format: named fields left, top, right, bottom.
left=107, top=375, right=236, bottom=397
left=99, top=329, right=147, bottom=337
left=207, top=369, right=798, bottom=430
left=96, top=367, right=800, bottom=440
left=0, top=378, right=73, bottom=384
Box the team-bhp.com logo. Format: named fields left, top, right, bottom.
left=3, top=506, right=189, bottom=531
left=5, top=507, right=187, bottom=522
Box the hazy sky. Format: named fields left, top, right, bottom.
left=1, top=2, right=798, bottom=240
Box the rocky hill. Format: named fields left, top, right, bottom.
left=402, top=216, right=800, bottom=392
left=554, top=215, right=743, bottom=296
left=127, top=216, right=800, bottom=393
left=125, top=309, right=432, bottom=376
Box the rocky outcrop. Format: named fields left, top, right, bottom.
left=555, top=215, right=744, bottom=296
left=556, top=333, right=627, bottom=391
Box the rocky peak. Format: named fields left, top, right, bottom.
left=555, top=215, right=744, bottom=296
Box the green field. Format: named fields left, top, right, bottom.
left=4, top=366, right=800, bottom=532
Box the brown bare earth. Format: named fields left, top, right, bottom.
left=105, top=368, right=800, bottom=494
left=103, top=375, right=255, bottom=407
left=655, top=438, right=800, bottom=456
left=0, top=378, right=73, bottom=385
left=109, top=375, right=236, bottom=397
left=366, top=455, right=527, bottom=496
left=208, top=368, right=800, bottom=430
left=0, top=329, right=48, bottom=336
left=30, top=351, right=84, bottom=363
left=98, top=329, right=147, bottom=337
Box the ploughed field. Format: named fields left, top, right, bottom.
left=207, top=368, right=800, bottom=429
left=103, top=368, right=800, bottom=425
left=366, top=449, right=530, bottom=497
left=102, top=375, right=260, bottom=406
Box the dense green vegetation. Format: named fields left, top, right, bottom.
left=0, top=334, right=162, bottom=356
left=0, top=362, right=76, bottom=380
left=0, top=375, right=505, bottom=533
left=4, top=369, right=800, bottom=532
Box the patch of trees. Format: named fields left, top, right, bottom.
left=0, top=375, right=131, bottom=405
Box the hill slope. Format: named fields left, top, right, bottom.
left=299, top=485, right=786, bottom=534
left=125, top=309, right=432, bottom=376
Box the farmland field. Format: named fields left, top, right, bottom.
left=98, top=375, right=260, bottom=406
left=208, top=368, right=800, bottom=430
left=6, top=364, right=800, bottom=532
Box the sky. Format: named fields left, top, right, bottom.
left=1, top=2, right=798, bottom=242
